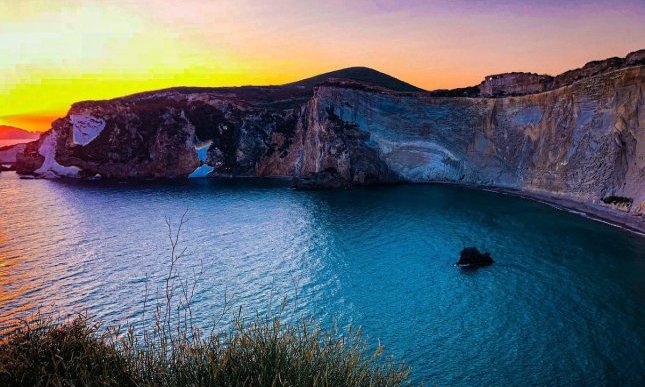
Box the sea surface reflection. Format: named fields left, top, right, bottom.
left=1, top=173, right=643, bottom=385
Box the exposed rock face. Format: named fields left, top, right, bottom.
left=551, top=49, right=645, bottom=90
left=14, top=52, right=645, bottom=221
left=295, top=81, right=398, bottom=187
left=479, top=72, right=553, bottom=97
left=477, top=49, right=645, bottom=98
left=71, top=115, right=106, bottom=146
left=18, top=92, right=297, bottom=179
left=16, top=140, right=44, bottom=174
left=306, top=66, right=644, bottom=216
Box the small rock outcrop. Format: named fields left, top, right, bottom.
left=456, top=247, right=494, bottom=268
left=0, top=143, right=27, bottom=165
left=479, top=72, right=553, bottom=97
left=477, top=49, right=645, bottom=97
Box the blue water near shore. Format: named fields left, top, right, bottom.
left=1, top=172, right=643, bottom=385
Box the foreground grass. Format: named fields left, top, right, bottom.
left=0, top=314, right=409, bottom=387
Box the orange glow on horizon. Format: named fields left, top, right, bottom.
left=1, top=113, right=61, bottom=133
left=1, top=0, right=644, bottom=132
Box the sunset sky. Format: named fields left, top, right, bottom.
left=1, top=0, right=644, bottom=132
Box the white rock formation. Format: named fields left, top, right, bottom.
left=71, top=115, right=106, bottom=146
left=188, top=140, right=213, bottom=178
left=188, top=164, right=214, bottom=178
left=34, top=131, right=81, bottom=178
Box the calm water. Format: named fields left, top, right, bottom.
left=0, top=172, right=643, bottom=385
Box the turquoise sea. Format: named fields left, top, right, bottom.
left=0, top=172, right=643, bottom=385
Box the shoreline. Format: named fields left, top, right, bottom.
left=4, top=171, right=644, bottom=236
left=469, top=185, right=645, bottom=237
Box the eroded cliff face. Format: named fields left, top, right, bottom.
left=17, top=90, right=303, bottom=179
left=305, top=67, right=643, bottom=216
left=15, top=65, right=644, bottom=218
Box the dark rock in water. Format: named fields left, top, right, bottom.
left=456, top=247, right=494, bottom=268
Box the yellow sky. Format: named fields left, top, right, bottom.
left=1, top=0, right=644, bottom=132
